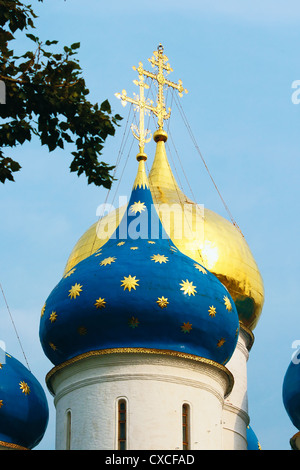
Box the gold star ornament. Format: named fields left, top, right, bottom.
left=78, top=326, right=87, bottom=336
left=151, top=254, right=169, bottom=264
left=181, top=322, right=192, bottom=333
left=100, top=256, right=116, bottom=266
left=223, top=295, right=233, bottom=311
left=121, top=275, right=140, bottom=292
left=64, top=267, right=76, bottom=278
left=95, top=297, right=106, bottom=309
left=19, top=381, right=30, bottom=395
left=41, top=303, right=46, bottom=317
left=194, top=263, right=207, bottom=274
left=49, top=311, right=57, bottom=323
left=180, top=279, right=197, bottom=296
left=130, top=201, right=146, bottom=214
left=128, top=316, right=140, bottom=328
left=157, top=296, right=169, bottom=308
left=68, top=283, right=83, bottom=299
left=208, top=306, right=216, bottom=317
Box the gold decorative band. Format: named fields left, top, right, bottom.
left=0, top=440, right=28, bottom=450
left=46, top=347, right=234, bottom=396
left=290, top=431, right=300, bottom=450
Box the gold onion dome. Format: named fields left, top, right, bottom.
left=63, top=46, right=264, bottom=332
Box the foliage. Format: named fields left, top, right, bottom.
left=0, top=0, right=122, bottom=186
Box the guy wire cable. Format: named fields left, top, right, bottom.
left=0, top=282, right=31, bottom=371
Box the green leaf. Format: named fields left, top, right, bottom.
left=100, top=99, right=111, bottom=113
left=26, top=33, right=39, bottom=43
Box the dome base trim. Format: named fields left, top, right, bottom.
left=0, top=440, right=29, bottom=450
left=46, top=347, right=234, bottom=396
left=290, top=431, right=300, bottom=450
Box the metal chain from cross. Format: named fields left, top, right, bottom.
left=115, top=44, right=187, bottom=157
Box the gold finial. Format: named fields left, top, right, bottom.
left=116, top=44, right=188, bottom=154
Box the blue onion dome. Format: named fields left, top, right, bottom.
left=247, top=425, right=262, bottom=450
left=283, top=359, right=300, bottom=431
left=0, top=348, right=49, bottom=450
left=39, top=157, right=239, bottom=368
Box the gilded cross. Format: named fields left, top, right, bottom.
left=115, top=74, right=153, bottom=158
left=115, top=44, right=187, bottom=155
left=134, top=44, right=188, bottom=129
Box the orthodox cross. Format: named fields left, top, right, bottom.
left=135, top=44, right=188, bottom=130
left=115, top=74, right=153, bottom=157
left=115, top=44, right=187, bottom=157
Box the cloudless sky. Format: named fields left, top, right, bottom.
left=1, top=0, right=300, bottom=450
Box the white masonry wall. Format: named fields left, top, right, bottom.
left=222, top=327, right=253, bottom=450
left=47, top=352, right=233, bottom=450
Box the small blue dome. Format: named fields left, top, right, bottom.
left=40, top=160, right=239, bottom=367
left=0, top=349, right=49, bottom=449
left=283, top=359, right=300, bottom=430
left=247, top=425, right=261, bottom=450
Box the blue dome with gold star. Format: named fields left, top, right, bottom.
left=39, top=155, right=239, bottom=369
left=283, top=359, right=300, bottom=431
left=247, top=425, right=262, bottom=450
left=0, top=349, right=49, bottom=450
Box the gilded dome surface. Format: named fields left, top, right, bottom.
left=63, top=138, right=264, bottom=331
left=40, top=160, right=239, bottom=367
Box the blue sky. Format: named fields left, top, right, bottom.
left=1, top=0, right=300, bottom=450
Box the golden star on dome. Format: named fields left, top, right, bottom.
left=128, top=316, right=139, bottom=328
left=117, top=241, right=125, bottom=246
left=148, top=240, right=155, bottom=244
left=180, top=279, right=197, bottom=296
left=121, top=275, right=140, bottom=292
left=49, top=311, right=57, bottom=323
left=194, top=263, right=207, bottom=274
left=223, top=295, right=232, bottom=311
left=49, top=342, right=57, bottom=351
left=181, top=322, right=192, bottom=333
left=64, top=267, right=76, bottom=278
left=0, top=400, right=3, bottom=408
left=157, top=296, right=169, bottom=308
left=130, top=201, right=146, bottom=214
left=78, top=326, right=87, bottom=336
left=95, top=297, right=106, bottom=309
left=208, top=306, right=216, bottom=317
left=100, top=256, right=116, bottom=266
left=217, top=338, right=226, bottom=348
left=151, top=254, right=169, bottom=264
left=68, top=283, right=83, bottom=299
left=19, top=381, right=30, bottom=395
left=130, top=246, right=139, bottom=250
left=41, top=303, right=46, bottom=317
